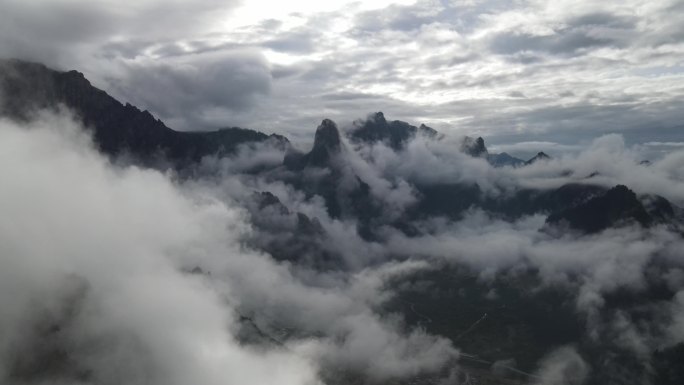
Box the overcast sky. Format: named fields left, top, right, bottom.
left=2, top=0, right=684, bottom=155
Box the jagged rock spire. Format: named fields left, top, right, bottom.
left=461, top=136, right=488, bottom=157
left=313, top=119, right=341, bottom=152
left=285, top=119, right=343, bottom=169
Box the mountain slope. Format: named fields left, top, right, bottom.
left=0, top=59, right=286, bottom=167
left=525, top=151, right=551, bottom=165
left=460, top=136, right=488, bottom=157
left=487, top=152, right=525, bottom=167
left=546, top=185, right=664, bottom=233
left=284, top=119, right=342, bottom=170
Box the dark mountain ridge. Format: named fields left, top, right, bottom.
left=349, top=111, right=437, bottom=150
left=2, top=59, right=681, bottom=237
left=487, top=152, right=525, bottom=167
left=525, top=151, right=551, bottom=165
left=0, top=59, right=287, bottom=167
left=284, top=119, right=342, bottom=170
left=546, top=185, right=677, bottom=233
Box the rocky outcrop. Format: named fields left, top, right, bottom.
left=284, top=119, right=343, bottom=170
left=349, top=111, right=438, bottom=150
left=487, top=152, right=525, bottom=167
left=460, top=136, right=488, bottom=157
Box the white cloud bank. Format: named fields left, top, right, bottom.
left=0, top=111, right=468, bottom=384
left=0, top=112, right=321, bottom=384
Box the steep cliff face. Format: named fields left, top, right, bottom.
left=307, top=119, right=343, bottom=167
left=284, top=119, right=343, bottom=170
left=283, top=119, right=381, bottom=227
left=0, top=59, right=286, bottom=166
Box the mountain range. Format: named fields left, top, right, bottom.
left=3, top=59, right=675, bottom=236
left=2, top=59, right=684, bottom=385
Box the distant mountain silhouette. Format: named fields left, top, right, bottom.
left=484, top=183, right=606, bottom=219
left=545, top=185, right=672, bottom=233
left=0, top=59, right=286, bottom=167
left=3, top=59, right=681, bottom=239
left=487, top=152, right=525, bottom=167
left=284, top=119, right=342, bottom=170
left=460, top=136, right=488, bottom=157
left=458, top=136, right=526, bottom=167
left=349, top=112, right=437, bottom=150
left=525, top=151, right=551, bottom=165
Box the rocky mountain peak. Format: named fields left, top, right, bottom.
left=461, top=136, right=488, bottom=157
left=371, top=111, right=387, bottom=124
left=418, top=123, right=438, bottom=138
left=526, top=151, right=551, bottom=165
left=349, top=112, right=440, bottom=150
left=285, top=119, right=344, bottom=170
left=313, top=119, right=342, bottom=151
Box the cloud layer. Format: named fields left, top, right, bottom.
left=1, top=97, right=684, bottom=382
left=0, top=113, right=322, bottom=384
left=0, top=111, right=475, bottom=384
